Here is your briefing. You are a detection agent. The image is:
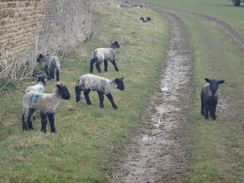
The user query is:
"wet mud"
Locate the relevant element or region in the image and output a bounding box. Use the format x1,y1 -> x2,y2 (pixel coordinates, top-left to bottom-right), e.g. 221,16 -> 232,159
108,12 -> 192,183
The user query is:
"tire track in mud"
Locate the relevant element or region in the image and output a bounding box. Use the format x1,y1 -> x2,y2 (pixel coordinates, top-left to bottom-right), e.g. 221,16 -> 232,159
108,13 -> 192,183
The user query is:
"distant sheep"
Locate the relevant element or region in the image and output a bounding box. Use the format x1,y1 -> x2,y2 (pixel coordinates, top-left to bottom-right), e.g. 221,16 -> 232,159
201,78 -> 224,120
22,84 -> 70,133
90,41 -> 120,73
25,74 -> 52,93
138,17 -> 151,22
37,54 -> 60,81
75,74 -> 124,109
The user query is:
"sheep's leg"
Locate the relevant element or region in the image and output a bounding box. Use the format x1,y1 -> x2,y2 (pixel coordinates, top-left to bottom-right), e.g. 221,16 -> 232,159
95,62 -> 102,73
106,93 -> 117,109
204,106 -> 209,119
111,60 -> 119,71
56,69 -> 60,81
49,69 -> 55,79
84,90 -> 92,105
90,58 -> 96,73
75,86 -> 82,102
45,65 -> 49,75
27,108 -> 35,130
210,105 -> 217,120
40,112 -> 48,133
104,60 -> 108,72
48,113 -> 56,133
97,91 -> 104,108
201,99 -> 205,116
22,110 -> 28,131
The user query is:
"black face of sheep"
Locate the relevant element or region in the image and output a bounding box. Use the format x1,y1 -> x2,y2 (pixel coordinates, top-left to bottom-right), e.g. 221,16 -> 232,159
37,54 -> 44,62
57,84 -> 71,100
201,78 -> 225,120
115,78 -> 124,90
33,74 -> 52,85
110,41 -> 120,49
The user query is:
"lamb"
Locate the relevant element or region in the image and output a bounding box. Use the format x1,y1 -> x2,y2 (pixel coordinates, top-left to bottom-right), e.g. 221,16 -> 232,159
75,74 -> 124,109
37,54 -> 60,81
201,78 -> 225,120
25,74 -> 52,93
90,41 -> 120,73
22,84 -> 70,133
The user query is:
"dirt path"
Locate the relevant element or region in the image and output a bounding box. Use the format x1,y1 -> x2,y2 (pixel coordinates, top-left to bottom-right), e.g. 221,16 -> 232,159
108,12 -> 192,183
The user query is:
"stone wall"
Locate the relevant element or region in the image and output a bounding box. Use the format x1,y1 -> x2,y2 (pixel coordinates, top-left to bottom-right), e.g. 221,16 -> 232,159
0,0 -> 92,79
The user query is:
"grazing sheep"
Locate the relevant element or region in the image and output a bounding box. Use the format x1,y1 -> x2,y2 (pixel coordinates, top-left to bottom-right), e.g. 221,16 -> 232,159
37,54 -> 60,81
22,84 -> 70,133
75,74 -> 124,109
201,78 -> 225,120
25,74 -> 52,93
90,41 -> 120,73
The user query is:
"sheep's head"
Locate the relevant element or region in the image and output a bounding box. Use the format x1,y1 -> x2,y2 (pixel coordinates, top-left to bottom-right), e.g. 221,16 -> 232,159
57,84 -> 71,100
37,54 -> 44,62
205,78 -> 225,95
33,74 -> 52,85
115,78 -> 124,91
110,41 -> 120,50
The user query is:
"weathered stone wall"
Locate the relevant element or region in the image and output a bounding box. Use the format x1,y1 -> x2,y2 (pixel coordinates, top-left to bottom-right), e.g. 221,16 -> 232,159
0,0 -> 92,79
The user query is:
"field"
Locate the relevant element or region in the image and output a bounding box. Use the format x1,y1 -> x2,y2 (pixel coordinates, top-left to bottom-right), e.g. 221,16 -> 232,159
0,0 -> 243,182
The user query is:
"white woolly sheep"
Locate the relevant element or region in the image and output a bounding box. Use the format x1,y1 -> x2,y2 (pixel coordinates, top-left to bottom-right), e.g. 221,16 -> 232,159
201,78 -> 225,120
37,54 -> 61,81
75,74 -> 124,109
22,84 -> 70,133
90,41 -> 120,73
25,74 -> 52,93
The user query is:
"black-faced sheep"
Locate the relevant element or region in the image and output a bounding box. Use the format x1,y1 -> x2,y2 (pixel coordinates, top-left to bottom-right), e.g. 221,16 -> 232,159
90,41 -> 120,73
201,78 -> 225,120
22,84 -> 70,133
25,74 -> 52,93
37,54 -> 60,81
75,74 -> 124,109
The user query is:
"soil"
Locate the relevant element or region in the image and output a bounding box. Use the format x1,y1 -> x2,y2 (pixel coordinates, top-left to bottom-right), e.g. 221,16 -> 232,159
108,2 -> 244,183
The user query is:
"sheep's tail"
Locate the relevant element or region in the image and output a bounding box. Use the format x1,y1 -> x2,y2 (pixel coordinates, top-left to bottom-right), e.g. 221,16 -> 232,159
75,86 -> 81,102
90,58 -> 96,73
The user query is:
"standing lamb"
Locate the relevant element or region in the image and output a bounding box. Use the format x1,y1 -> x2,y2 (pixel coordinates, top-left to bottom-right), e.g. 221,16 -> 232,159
37,54 -> 60,81
90,41 -> 120,73
22,84 -> 70,133
25,74 -> 52,93
75,74 -> 124,109
201,78 -> 225,120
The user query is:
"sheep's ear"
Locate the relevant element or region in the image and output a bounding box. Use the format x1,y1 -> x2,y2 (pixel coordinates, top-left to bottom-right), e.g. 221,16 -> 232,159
218,80 -> 225,84
33,74 -> 39,79
205,78 -> 211,83
57,84 -> 61,89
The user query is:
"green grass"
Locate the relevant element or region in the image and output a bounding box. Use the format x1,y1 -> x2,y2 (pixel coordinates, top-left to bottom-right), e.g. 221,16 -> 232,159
0,1 -> 169,182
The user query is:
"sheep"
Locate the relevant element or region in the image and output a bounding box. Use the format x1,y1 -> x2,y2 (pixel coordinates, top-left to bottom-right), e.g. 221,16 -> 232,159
90,41 -> 120,73
25,74 -> 52,93
138,17 -> 151,22
37,54 -> 60,81
201,78 -> 225,120
22,84 -> 70,133
75,74 -> 124,109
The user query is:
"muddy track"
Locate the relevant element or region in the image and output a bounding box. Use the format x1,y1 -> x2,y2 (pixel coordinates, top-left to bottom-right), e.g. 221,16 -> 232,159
108,12 -> 192,183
